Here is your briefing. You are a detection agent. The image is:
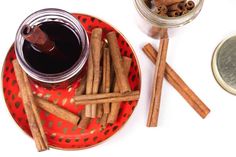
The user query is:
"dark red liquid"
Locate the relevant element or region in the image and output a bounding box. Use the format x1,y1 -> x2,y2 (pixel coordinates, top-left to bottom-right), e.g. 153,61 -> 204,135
23,21 -> 82,74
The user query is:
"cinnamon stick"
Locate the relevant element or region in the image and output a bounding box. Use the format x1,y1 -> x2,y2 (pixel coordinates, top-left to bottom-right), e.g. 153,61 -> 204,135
99,46 -> 108,125
24,72 -> 48,149
97,44 -> 109,118
182,7 -> 189,15
185,1 -> 195,10
21,25 -> 55,52
168,10 -> 181,17
96,104 -> 103,118
74,90 -> 139,101
13,60 -> 48,151
144,0 -> 152,9
147,37 -> 169,127
75,75 -> 86,96
168,2 -> 185,11
100,113 -> 108,128
155,0 -> 184,7
97,89 -> 104,118
102,47 -> 111,114
35,97 -> 80,125
78,110 -> 91,129
74,91 -> 140,104
91,28 -> 103,118
107,57 -> 132,124
142,43 -> 210,118
107,32 -> 131,93
157,5 -> 168,15
97,81 -> 104,118
110,61 -> 116,90
85,49 -> 94,117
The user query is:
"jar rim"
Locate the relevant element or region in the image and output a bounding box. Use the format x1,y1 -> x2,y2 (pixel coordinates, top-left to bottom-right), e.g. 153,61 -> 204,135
15,8 -> 89,84
134,0 -> 204,28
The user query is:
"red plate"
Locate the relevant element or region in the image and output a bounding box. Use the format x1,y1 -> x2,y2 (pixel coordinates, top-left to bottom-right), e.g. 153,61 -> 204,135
2,13 -> 141,150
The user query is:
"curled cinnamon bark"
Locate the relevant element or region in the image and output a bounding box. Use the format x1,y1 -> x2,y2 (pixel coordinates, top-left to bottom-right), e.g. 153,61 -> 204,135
107,57 -> 132,124
157,5 -> 168,15
168,10 -> 181,17
147,37 -> 169,127
107,32 -> 131,93
155,0 -> 184,7
36,97 -> 80,125
102,47 -> 111,114
91,28 -> 103,118
78,110 -> 91,129
74,91 -> 140,104
168,2 -> 185,11
13,59 -> 48,151
22,25 -> 55,52
75,76 -> 86,96
185,1 -> 195,10
85,49 -> 94,117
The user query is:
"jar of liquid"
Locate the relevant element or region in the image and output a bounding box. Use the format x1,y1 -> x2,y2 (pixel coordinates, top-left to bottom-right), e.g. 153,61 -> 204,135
15,8 -> 89,89
133,0 -> 204,38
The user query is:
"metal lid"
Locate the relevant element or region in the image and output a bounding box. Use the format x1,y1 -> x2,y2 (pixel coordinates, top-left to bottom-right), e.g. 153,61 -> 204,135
212,35 -> 236,95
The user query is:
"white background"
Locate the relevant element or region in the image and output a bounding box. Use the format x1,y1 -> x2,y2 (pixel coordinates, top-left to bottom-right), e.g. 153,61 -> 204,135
1,0 -> 236,156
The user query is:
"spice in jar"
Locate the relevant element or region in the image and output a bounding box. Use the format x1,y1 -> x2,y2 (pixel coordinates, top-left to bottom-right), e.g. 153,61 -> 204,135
145,0 -> 196,17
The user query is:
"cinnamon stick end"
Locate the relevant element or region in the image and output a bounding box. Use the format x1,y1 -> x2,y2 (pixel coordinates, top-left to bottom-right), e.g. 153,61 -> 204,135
146,122 -> 158,127
201,109 -> 211,119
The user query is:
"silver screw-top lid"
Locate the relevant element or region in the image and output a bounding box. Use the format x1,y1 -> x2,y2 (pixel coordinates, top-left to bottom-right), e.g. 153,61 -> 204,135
212,35 -> 236,95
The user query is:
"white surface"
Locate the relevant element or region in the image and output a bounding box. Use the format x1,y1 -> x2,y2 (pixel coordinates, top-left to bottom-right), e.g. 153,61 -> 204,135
1,0 -> 236,156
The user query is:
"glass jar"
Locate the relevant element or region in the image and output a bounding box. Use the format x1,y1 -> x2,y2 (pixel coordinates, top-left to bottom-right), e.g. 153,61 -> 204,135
15,8 -> 89,89
133,0 -> 204,38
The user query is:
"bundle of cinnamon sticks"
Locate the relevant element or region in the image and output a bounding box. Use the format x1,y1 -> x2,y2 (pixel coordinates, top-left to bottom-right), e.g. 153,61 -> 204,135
73,28 -> 140,128
145,0 -> 195,17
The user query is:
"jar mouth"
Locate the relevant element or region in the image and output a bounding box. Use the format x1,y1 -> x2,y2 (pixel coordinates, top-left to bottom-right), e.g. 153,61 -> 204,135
134,0 -> 204,28
15,8 -> 89,84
